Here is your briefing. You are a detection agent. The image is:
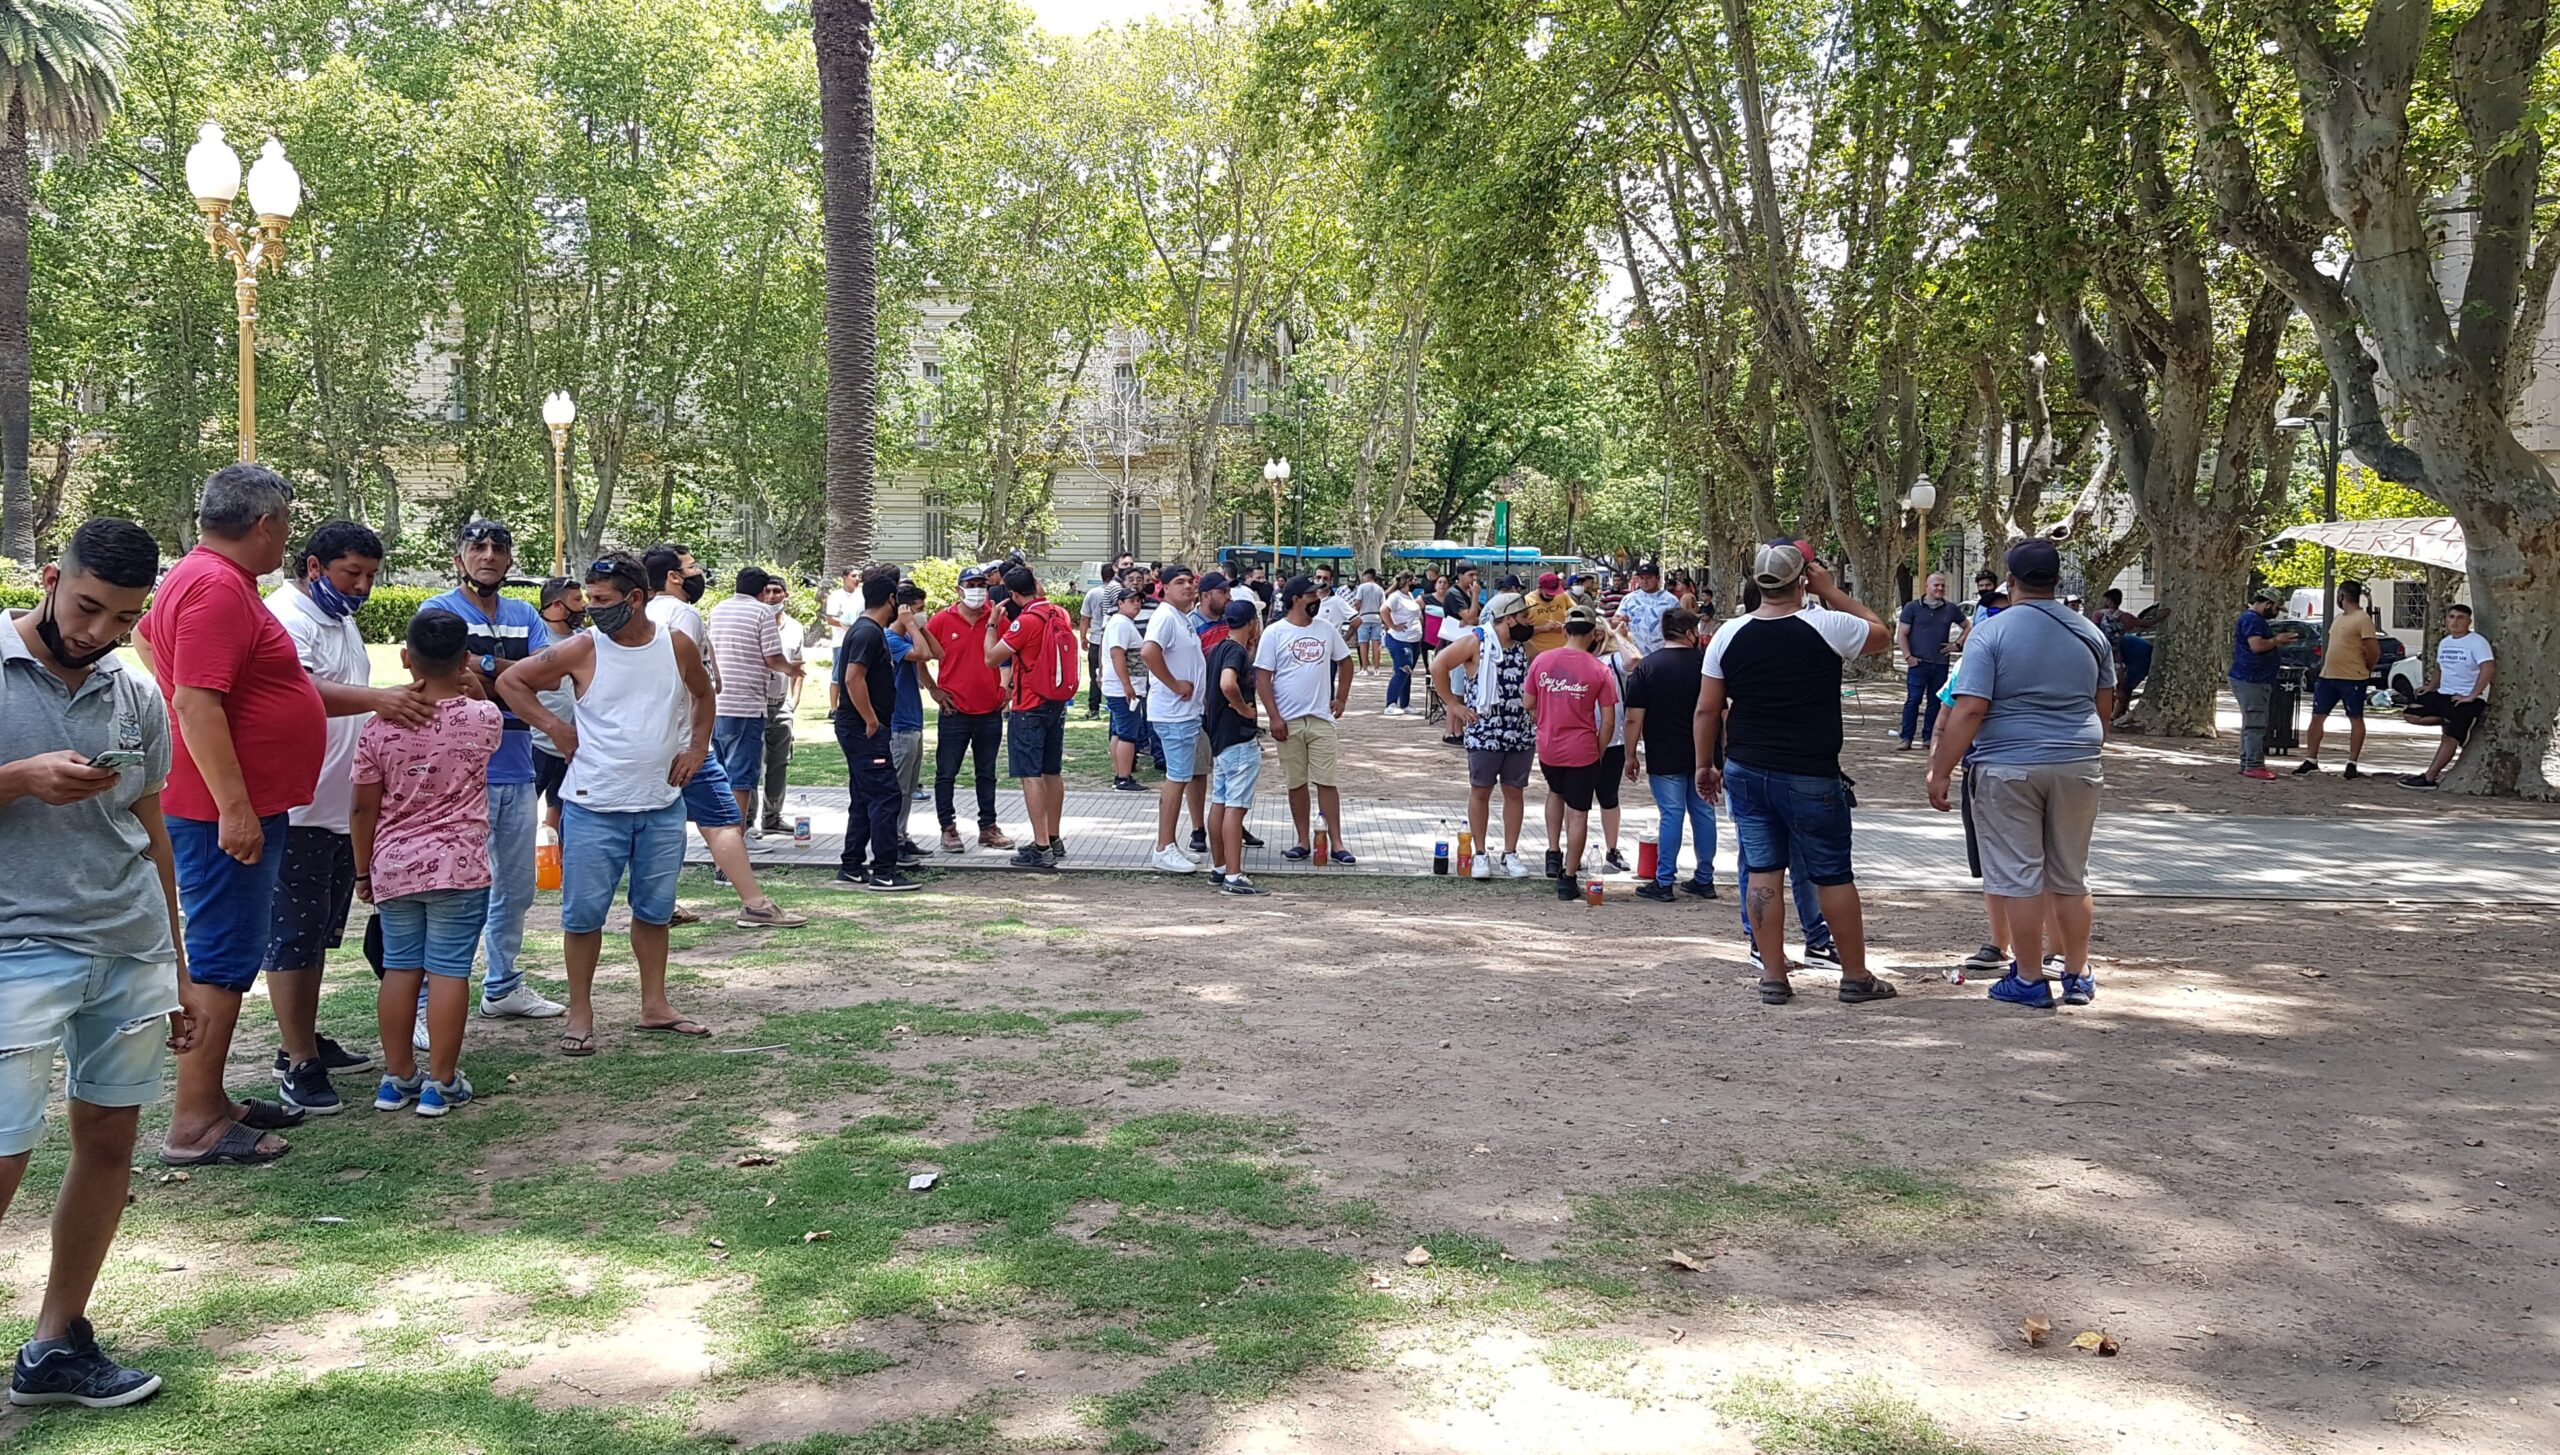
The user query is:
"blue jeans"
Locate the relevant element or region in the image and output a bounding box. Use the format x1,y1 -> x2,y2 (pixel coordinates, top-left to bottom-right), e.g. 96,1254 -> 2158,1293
1899,662 -> 1949,743
1736,848 -> 1832,947
1385,637 -> 1417,709
559,801 -> 686,933
712,714 -> 766,791
2119,635 -> 2152,703
1645,773 -> 1716,887
0,945 -> 177,1154
1723,761 -> 1856,886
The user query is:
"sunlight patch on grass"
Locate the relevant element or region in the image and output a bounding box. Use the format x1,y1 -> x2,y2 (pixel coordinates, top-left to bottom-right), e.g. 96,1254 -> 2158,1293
1716,1374 -> 2004,1455
1569,1166 -> 1972,1262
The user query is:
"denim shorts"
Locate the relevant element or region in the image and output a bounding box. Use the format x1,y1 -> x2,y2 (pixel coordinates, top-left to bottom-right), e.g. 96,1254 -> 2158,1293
1722,760 -> 1856,887
2310,679 -> 2368,719
560,801 -> 687,934
1158,721 -> 1204,783
374,887 -> 492,978
1210,741 -> 1263,806
169,812 -> 290,992
0,944 -> 178,1154
262,826 -> 354,971
1008,700 -> 1067,778
712,714 -> 767,791
1106,695 -> 1148,745
1357,621 -> 1384,644
679,751 -> 742,827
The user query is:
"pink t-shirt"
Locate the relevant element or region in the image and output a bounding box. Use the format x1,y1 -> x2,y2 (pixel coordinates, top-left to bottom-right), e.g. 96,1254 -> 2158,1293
1525,646 -> 1620,769
353,696 -> 503,901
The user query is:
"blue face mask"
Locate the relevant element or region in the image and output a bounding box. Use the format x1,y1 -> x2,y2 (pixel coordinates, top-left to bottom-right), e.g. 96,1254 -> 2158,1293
307,574 -> 366,621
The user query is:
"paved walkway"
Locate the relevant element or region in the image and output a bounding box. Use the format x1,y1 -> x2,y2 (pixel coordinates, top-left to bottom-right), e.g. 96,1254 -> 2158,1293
698,787 -> 2560,903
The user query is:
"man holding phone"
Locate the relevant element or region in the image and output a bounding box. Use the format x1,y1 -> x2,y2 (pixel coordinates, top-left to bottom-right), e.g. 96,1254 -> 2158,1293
0,518 -> 195,1406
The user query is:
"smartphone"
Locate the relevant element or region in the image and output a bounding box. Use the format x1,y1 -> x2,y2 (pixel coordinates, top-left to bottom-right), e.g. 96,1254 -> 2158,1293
90,749 -> 146,771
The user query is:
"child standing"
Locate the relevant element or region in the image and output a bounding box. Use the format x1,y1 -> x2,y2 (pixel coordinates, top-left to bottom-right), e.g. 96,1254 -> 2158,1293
351,610 -> 503,1115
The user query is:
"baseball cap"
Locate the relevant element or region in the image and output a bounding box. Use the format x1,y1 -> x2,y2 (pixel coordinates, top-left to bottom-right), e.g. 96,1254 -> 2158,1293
2252,587 -> 2282,605
2005,537 -> 2062,585
1752,540 -> 1807,592
1222,598 -> 1258,628
1487,590 -> 1531,620
1634,560 -> 1661,576
1159,562 -> 1196,583
958,565 -> 987,585
1537,571 -> 1564,593
1198,571 -> 1231,592
1564,605 -> 1598,633
1112,585 -> 1144,606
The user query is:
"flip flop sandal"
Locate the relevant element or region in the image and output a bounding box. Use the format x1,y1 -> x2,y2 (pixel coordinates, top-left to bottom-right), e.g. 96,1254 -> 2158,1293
159,1121 -> 288,1167
236,1098 -> 304,1130
1837,976 -> 1901,1004
558,1032 -> 598,1058
1757,980 -> 1795,1005
636,1019 -> 712,1038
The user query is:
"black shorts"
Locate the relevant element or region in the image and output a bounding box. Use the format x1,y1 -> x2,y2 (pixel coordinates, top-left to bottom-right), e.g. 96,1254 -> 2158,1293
2413,691 -> 2486,743
260,826 -> 354,971
1595,744 -> 1625,811
533,746 -> 569,808
1008,700 -> 1068,778
1541,759 -> 1604,813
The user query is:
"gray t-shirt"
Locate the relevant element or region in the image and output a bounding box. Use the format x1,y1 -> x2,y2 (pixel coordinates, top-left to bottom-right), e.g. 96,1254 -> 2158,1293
1898,597 -> 1965,665
0,617 -> 177,961
1949,598 -> 2116,766
1354,581 -> 1385,620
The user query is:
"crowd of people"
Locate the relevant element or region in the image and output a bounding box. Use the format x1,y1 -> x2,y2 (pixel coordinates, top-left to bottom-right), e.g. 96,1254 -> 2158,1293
0,452 -> 2491,1406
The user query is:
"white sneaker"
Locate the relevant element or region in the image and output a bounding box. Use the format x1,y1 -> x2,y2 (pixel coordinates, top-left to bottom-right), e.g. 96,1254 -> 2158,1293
481,984 -> 567,1019
1500,852 -> 1531,878
1150,845 -> 1199,873
1469,853 -> 1493,880
1381,705 -> 1405,717
411,1018 -> 430,1052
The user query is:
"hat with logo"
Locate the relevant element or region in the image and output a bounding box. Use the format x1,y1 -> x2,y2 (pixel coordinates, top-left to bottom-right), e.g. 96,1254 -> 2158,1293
1537,571 -> 1565,593
958,565 -> 987,585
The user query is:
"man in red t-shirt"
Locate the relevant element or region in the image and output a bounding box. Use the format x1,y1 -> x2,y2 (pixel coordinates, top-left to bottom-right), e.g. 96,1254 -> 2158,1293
914,565 -> 1015,854
984,564 -> 1075,866
1523,611 -> 1620,902
134,465 -> 326,1167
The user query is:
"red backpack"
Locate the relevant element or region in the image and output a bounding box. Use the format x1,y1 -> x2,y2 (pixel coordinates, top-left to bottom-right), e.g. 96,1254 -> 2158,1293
1022,599 -> 1081,703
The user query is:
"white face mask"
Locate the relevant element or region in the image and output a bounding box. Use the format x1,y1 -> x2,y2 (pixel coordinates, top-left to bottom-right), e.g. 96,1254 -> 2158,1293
962,587 -> 988,609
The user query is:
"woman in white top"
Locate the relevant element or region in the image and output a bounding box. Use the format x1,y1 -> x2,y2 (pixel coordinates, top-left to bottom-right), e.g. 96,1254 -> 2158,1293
1382,576 -> 1426,716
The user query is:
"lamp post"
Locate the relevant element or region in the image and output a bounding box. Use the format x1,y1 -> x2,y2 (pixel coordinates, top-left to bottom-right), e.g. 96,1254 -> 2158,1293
2277,398 -> 2342,617
543,391 -> 577,574
185,124 -> 300,463
1902,477 -> 1937,601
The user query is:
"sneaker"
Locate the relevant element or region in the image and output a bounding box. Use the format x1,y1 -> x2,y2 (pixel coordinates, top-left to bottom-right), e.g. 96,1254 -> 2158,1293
1189,827 -> 1209,854
1802,940 -> 1842,969
2399,774 -> 2438,790
1469,854 -> 1493,880
2292,759 -> 2321,775
2343,762 -> 2363,780
1543,849 -> 1564,878
1112,775 -> 1146,792
372,1073 -> 424,1112
271,1035 -> 374,1079
979,825 -> 1016,849
411,1018 -> 430,1053
1220,874 -> 1267,896
898,838 -> 931,863
1893,739 -> 1914,752
481,984 -> 567,1019
9,1320 -> 161,1409
1045,838 -> 1069,867
1555,874 -> 1581,902
830,869 -> 870,888
1379,705 -> 1401,717
1987,970 -> 2058,1009
1961,943 -> 2010,972
737,901 -> 810,928
1151,845 -> 1200,873
863,871 -> 923,893
712,867 -> 730,887
1500,852 -> 1531,879
1604,849 -> 1629,874
1009,844 -> 1054,869
1240,827 -> 1265,848
1838,975 -> 1900,1004
2240,766 -> 2278,781
1634,881 -> 1677,903
2061,973 -> 2097,1006
941,825 -> 965,853
415,1073 -> 474,1118
1679,879 -> 1718,900
1747,946 -> 1806,973
2043,953 -> 2067,976
277,1059 -> 343,1116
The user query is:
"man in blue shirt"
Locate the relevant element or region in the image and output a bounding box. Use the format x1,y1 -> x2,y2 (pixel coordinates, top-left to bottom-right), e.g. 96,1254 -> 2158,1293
2227,588 -> 2294,781
1925,539 -> 2115,1010
884,582 -> 930,863
416,519 -> 564,1024
1893,572 -> 1966,750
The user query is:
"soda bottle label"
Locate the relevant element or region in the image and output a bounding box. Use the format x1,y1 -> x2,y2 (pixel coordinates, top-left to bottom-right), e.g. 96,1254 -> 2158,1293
1585,879 -> 1604,907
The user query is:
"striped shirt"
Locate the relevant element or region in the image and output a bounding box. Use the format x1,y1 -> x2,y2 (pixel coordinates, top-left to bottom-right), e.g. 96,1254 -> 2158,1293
705,594 -> 782,718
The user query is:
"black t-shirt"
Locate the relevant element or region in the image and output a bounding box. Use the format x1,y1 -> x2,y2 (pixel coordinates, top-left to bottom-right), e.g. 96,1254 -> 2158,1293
1623,645 -> 1705,777
1440,588 -> 1473,624
1202,639 -> 1260,751
835,616 -> 897,727
1705,608 -> 1869,777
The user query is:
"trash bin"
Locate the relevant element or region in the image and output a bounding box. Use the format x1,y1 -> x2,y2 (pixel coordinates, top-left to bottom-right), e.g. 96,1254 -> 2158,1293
2265,668 -> 2304,756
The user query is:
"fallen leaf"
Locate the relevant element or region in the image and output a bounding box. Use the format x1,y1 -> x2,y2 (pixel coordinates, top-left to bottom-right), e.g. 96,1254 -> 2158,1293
1402,1246 -> 1433,1267
2021,1314 -> 2052,1347
2464,1138 -> 2485,1148
706,1237 -> 726,1249
505,1073 -> 520,1085
735,1153 -> 776,1168
2299,968 -> 2327,979
803,1229 -> 833,1243
2070,1330 -> 2103,1351
1365,1269 -> 1393,1289
1470,1143 -> 1490,1155
892,1024 -> 913,1035
763,1193 -> 777,1208
2097,1333 -> 2121,1357
1664,1249 -> 1711,1273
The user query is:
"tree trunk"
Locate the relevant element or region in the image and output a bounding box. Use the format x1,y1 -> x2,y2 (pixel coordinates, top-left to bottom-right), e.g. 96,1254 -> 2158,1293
2440,495 -> 2560,796
2125,531 -> 2247,740
0,94 -> 32,562
816,0 -> 880,574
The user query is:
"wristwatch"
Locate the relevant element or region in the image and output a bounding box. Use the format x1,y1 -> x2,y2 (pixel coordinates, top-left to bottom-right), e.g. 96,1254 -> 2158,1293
480,653 -> 498,676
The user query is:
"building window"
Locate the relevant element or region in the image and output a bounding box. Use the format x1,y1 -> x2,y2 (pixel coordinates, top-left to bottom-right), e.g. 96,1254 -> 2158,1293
923,501 -> 951,558
917,362 -> 940,446
2394,581 -> 2428,630
1111,494 -> 1144,560
1113,361 -> 1137,404
1221,370 -> 1248,424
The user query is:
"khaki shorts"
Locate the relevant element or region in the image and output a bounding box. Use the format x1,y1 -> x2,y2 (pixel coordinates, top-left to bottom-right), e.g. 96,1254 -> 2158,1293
1966,761 -> 2104,898
1276,715 -> 1340,789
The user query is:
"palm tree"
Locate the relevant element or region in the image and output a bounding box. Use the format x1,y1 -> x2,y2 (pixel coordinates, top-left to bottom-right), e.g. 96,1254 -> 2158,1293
813,0 -> 877,573
0,0 -> 130,563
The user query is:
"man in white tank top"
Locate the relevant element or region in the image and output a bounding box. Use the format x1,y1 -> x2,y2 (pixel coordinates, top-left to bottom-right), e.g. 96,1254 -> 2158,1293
498,554 -> 715,1058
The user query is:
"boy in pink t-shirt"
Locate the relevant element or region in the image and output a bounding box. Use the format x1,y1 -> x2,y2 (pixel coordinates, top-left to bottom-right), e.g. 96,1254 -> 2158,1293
1523,614 -> 1620,899
351,611 -> 502,1116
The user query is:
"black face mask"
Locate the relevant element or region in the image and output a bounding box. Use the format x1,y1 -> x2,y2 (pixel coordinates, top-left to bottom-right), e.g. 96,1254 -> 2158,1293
1507,623 -> 1535,644
35,588 -> 120,670
681,573 -> 707,603
587,600 -> 636,635
549,610 -> 588,634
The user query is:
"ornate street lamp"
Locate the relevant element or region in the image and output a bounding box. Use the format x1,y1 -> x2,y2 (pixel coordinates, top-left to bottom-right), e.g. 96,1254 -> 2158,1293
1902,477 -> 1937,597
186,124 -> 300,463
543,391 -> 577,574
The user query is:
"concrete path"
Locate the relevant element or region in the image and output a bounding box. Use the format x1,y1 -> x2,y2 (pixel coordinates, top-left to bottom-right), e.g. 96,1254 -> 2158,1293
699,787 -> 2560,903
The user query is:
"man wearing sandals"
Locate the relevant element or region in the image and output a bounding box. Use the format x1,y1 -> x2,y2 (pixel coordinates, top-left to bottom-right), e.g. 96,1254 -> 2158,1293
136,465 -> 325,1166
498,554 -> 716,1055
0,519 -> 193,1405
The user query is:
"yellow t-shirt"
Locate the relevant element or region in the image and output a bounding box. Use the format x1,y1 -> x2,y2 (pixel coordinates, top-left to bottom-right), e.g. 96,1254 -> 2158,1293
1526,592 -> 1574,659
2322,606 -> 2381,681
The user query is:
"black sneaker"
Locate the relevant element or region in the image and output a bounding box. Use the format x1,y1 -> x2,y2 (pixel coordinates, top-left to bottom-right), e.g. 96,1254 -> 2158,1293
2342,762 -> 2363,780
1634,881 -> 1677,903
1219,875 -> 1267,896
1679,879 -> 1719,900
829,869 -> 869,889
864,871 -> 923,893
1045,839 -> 1069,867
896,842 -> 927,867
10,1320 -> 161,1409
2292,759 -> 2321,775
1803,941 -> 1843,969
1544,849 -> 1564,878
1555,874 -> 1580,902
1010,844 -> 1054,869
2399,774 -> 2439,790
277,1059 -> 344,1117
1240,827 -> 1265,848
1113,775 -> 1146,792
272,1035 -> 373,1080
1605,849 -> 1630,874
1189,827 -> 1209,854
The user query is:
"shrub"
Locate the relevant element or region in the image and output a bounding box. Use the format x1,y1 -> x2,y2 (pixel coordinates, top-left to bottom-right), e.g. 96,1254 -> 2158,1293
353,584 -> 540,643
